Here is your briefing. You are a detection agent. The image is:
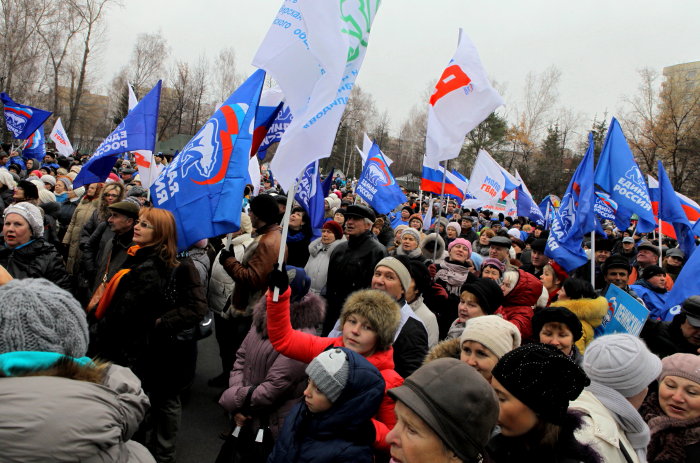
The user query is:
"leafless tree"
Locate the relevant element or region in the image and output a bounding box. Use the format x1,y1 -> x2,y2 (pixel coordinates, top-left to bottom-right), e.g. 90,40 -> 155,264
129,31 -> 168,97
212,47 -> 241,103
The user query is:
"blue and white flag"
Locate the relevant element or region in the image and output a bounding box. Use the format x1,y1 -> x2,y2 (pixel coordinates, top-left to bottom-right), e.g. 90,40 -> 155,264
663,238 -> 700,321
74,81 -> 161,188
596,283 -> 649,337
22,126 -> 46,161
257,104 -> 292,160
0,93 -> 52,140
516,184 -> 545,226
294,160 -> 325,229
152,71 -> 265,251
356,142 -> 406,215
594,117 -> 655,233
545,207 -> 589,272
657,160 -> 696,259
253,0 -> 381,191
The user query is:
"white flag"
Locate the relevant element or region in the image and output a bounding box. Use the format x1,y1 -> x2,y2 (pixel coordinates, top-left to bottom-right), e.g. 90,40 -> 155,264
463,150 -> 518,209
49,117 -> 74,157
425,29 -> 504,165
128,84 -> 161,188
253,0 -> 381,191
249,155 -> 262,196
358,133 -> 393,166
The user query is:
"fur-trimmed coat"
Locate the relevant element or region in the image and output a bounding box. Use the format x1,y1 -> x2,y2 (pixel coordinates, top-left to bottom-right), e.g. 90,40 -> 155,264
424,337 -> 461,364
640,392 -> 700,463
0,354 -> 154,462
555,296 -> 608,353
496,269 -> 542,341
218,292 -> 326,438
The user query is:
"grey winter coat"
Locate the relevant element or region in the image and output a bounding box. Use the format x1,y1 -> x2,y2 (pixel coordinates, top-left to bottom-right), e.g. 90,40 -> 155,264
304,237 -> 342,295
0,361 -> 154,462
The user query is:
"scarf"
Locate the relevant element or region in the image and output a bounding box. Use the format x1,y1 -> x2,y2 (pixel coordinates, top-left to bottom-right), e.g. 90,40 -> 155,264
396,246 -> 422,259
435,260 -> 470,294
93,245 -> 142,320
287,229 -> 306,243
587,381 -> 650,462
642,392 -> 700,462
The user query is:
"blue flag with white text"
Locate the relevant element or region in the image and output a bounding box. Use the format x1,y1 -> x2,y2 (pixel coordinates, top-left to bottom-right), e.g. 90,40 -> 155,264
545,207 -> 589,272
594,117 -> 655,233
516,185 -> 545,226
22,126 -> 46,161
0,93 -> 52,140
658,160 -> 696,259
559,132 -> 599,244
295,161 -> 326,229
151,71 -> 265,251
356,143 -> 406,215
74,81 -> 161,188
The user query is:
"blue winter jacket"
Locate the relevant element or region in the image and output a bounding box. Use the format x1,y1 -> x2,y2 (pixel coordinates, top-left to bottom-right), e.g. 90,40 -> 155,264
630,280 -> 668,319
267,347 -> 385,463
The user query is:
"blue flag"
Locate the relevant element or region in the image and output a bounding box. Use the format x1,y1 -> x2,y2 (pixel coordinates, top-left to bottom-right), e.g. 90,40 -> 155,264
257,104 -> 292,160
356,142 -> 406,215
321,168 -> 335,198
295,161 -> 326,229
658,160 -> 696,259
545,207 -> 589,272
251,102 -> 283,159
516,185 -> 545,226
594,117 -> 655,233
22,126 -> 46,161
0,93 -> 52,140
74,82 -> 161,188
151,70 -> 265,251
662,235 -> 700,321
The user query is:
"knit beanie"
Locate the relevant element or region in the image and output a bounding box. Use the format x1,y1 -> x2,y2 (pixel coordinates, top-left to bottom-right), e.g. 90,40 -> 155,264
249,194 -> 281,225
56,176 -> 73,190
340,289 -> 401,351
287,266 -> 311,303
583,334 -> 662,397
306,348 -> 350,403
375,256 -> 411,292
408,213 -> 423,226
532,306 -> 583,342
0,278 -> 89,357
322,220 -> 343,240
41,174 -> 56,187
400,227 -> 421,243
481,257 -> 505,275
659,353 -> 700,385
460,315 -> 521,359
3,202 -> 44,238
448,238 -> 472,255
492,344 -> 590,424
460,278 -> 504,314
641,265 -> 666,281
446,222 -> 461,236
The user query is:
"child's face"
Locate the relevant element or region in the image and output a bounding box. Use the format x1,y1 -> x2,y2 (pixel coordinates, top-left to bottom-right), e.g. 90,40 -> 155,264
304,379 -> 333,414
342,313 -> 379,356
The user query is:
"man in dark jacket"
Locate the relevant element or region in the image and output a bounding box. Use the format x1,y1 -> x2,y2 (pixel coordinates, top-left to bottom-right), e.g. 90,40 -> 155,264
519,238 -> 549,278
322,204 -> 387,335
641,296 -> 700,358
459,216 -> 478,243
82,201 -> 138,293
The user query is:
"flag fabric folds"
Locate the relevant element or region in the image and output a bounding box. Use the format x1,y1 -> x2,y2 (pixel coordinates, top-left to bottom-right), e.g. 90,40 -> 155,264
253,0 -> 381,191
516,184 -> 545,226
257,104 -> 292,160
463,150 -> 518,209
663,239 -> 700,321
128,84 -> 163,189
356,142 -> 406,215
656,161 -> 696,259
49,117 -> 74,158
294,161 -> 325,229
594,117 -> 655,233
22,126 -> 46,161
648,174 -> 700,235
74,81 -> 162,188
421,164 -> 464,201
425,28 -> 504,165
0,93 -> 52,140
545,207 -> 589,272
151,71 -> 265,251
250,86 -> 284,159
321,168 -> 335,197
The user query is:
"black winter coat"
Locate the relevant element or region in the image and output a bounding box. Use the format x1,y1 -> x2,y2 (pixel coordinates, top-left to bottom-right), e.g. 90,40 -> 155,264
322,231 -> 387,335
641,316 -> 700,358
392,313 -> 428,378
0,238 -> 71,290
88,246 -> 207,392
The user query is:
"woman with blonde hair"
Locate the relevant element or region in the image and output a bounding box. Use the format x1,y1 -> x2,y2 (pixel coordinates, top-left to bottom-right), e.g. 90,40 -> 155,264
62,183 -> 102,274
88,207 -> 207,462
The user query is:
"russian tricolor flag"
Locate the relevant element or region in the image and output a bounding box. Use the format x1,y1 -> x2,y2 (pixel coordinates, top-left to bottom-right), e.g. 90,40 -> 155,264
421,164 -> 465,201
648,175 -> 700,238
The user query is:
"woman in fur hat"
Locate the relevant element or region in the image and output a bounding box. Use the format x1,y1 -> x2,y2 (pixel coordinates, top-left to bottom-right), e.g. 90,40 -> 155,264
265,268 -> 402,453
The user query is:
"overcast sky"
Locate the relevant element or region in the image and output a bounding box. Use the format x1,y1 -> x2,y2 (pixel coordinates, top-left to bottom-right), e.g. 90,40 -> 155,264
103,0 -> 700,143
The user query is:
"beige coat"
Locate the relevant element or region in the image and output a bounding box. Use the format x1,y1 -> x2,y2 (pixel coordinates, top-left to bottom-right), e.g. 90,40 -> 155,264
62,198 -> 98,274
569,390 -> 640,463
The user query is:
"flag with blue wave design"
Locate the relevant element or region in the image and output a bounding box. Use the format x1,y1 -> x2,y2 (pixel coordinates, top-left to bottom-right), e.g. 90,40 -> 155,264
22,125 -> 46,161
356,142 -> 406,215
74,81 -> 161,188
0,93 -> 52,140
294,160 -> 326,229
151,71 -> 265,250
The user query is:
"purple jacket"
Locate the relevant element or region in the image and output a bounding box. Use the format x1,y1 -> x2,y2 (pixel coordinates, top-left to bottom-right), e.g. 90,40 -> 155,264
218,292 -> 326,437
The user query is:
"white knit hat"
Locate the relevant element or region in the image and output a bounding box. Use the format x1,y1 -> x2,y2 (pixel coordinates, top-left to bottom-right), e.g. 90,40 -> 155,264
460,315 -> 521,359
305,348 -> 350,403
374,256 -> 411,292
3,202 -> 44,238
583,334 -> 662,397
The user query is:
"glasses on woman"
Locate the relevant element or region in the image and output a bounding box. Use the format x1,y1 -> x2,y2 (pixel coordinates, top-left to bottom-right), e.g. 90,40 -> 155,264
135,220 -> 154,229
104,193 -> 119,198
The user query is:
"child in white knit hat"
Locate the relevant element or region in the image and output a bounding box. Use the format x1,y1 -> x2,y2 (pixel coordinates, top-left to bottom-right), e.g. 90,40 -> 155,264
268,347 -> 385,463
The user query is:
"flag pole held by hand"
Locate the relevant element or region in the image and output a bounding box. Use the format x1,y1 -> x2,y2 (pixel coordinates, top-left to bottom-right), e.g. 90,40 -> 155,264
273,177 -> 299,301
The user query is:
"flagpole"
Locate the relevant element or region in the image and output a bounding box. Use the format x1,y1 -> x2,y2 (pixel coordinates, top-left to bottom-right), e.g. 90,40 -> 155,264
273,177 -> 300,302
658,219 -> 664,266
433,161 -> 448,262
590,231 -> 595,288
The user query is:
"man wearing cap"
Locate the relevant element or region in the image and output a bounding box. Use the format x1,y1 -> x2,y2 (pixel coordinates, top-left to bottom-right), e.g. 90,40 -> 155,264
322,204 -> 387,335
641,296 -> 700,357
573,239 -> 613,290
488,236 -> 516,271
615,236 -> 638,265
629,240 -> 674,291
83,200 -> 139,294
520,238 -> 549,278
459,216 -> 478,243
598,255 -> 644,305
630,265 -> 669,319
663,248 -> 685,282
120,168 -> 136,185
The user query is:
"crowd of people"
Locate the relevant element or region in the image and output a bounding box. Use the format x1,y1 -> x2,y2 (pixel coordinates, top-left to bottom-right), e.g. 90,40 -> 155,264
0,149 -> 699,463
